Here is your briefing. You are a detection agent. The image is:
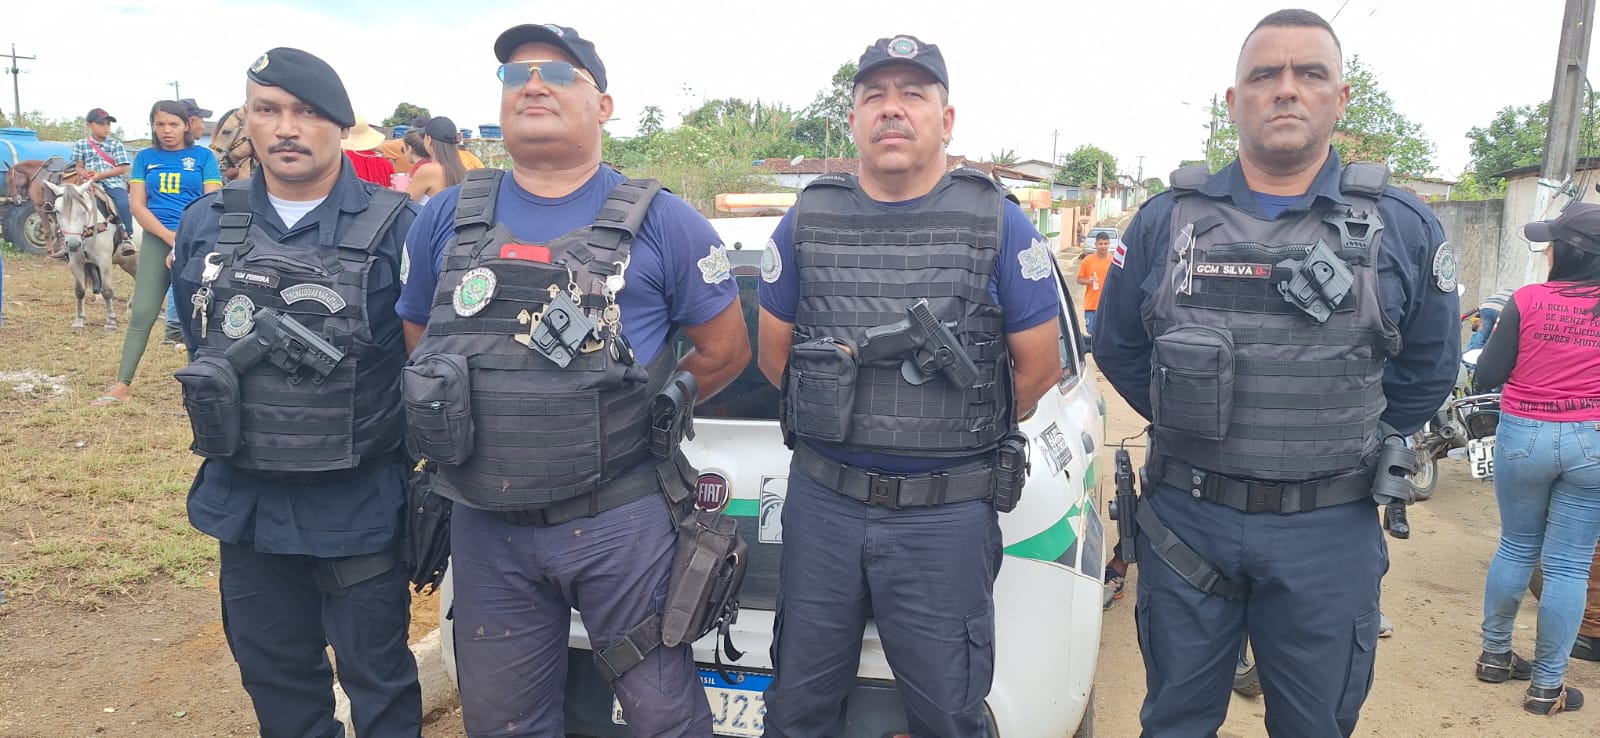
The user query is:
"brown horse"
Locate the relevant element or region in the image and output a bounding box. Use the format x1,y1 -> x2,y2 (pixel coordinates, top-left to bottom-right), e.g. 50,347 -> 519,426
13,159 -> 135,276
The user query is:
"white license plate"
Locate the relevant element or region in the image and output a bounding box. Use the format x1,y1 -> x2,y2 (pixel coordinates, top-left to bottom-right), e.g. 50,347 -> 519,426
1467,436 -> 1496,479
613,669 -> 769,737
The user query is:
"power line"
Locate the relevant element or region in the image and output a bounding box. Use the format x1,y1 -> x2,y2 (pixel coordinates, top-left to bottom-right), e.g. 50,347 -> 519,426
3,43 -> 36,122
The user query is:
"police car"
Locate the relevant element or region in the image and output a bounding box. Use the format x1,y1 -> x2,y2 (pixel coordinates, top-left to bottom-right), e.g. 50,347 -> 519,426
439,213 -> 1106,738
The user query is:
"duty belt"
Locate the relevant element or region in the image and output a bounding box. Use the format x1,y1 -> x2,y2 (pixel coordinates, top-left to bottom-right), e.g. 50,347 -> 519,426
492,466 -> 663,526
1158,458 -> 1374,514
793,443 -> 995,509
238,450 -> 402,485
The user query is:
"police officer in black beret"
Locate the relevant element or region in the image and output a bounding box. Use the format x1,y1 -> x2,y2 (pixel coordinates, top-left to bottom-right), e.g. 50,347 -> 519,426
170,47 -> 423,737
1092,9 -> 1459,737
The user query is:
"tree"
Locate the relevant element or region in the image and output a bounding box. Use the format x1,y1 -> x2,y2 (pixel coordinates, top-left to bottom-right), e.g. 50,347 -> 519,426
1056,145 -> 1118,187
1464,90 -> 1600,185
1203,56 -> 1436,176
382,102 -> 430,128
794,62 -> 858,159
1143,177 -> 1168,195
1447,170 -> 1505,201
1,111 -> 101,142
1334,56 -> 1435,176
988,149 -> 1019,165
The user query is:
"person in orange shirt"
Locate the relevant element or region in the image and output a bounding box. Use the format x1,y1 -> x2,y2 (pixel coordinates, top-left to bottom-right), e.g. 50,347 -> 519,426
1077,231 -> 1113,335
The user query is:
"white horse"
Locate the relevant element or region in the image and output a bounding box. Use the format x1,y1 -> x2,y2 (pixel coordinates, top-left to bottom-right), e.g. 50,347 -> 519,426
41,180 -> 122,331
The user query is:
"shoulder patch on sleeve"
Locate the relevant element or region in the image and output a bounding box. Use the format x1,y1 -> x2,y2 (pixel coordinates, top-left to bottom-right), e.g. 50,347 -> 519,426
698,244 -> 732,284
759,240 -> 783,283
1019,238 -> 1053,281
1111,240 -> 1128,268
1431,241 -> 1458,293
399,247 -> 411,284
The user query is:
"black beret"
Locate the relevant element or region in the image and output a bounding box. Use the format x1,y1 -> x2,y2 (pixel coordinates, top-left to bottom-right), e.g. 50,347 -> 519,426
245,47 -> 356,128
493,24 -> 608,92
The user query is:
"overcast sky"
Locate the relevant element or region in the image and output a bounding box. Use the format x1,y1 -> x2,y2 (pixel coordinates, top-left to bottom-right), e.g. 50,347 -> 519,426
5,0 -> 1587,182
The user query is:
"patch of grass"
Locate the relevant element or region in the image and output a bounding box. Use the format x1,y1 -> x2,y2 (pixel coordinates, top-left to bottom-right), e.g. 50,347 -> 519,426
0,252 -> 213,607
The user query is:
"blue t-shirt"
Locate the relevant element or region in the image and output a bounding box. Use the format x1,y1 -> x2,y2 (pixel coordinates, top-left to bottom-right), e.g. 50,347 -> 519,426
130,145 -> 222,230
398,167 -> 738,365
758,194 -> 1059,474
1252,191 -> 1301,220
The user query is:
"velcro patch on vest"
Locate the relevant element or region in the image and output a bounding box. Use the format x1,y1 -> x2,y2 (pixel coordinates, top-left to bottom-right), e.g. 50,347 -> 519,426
1193,262 -> 1273,279
222,294 -> 256,339
230,269 -> 280,289
280,283 -> 349,312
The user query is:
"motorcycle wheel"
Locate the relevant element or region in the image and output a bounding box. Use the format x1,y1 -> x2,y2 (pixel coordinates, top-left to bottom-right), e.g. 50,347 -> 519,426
1410,455 -> 1438,501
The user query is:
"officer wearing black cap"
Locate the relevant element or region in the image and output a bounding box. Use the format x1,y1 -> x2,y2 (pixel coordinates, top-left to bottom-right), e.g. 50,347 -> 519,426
1092,10 -> 1458,736
179,98 -> 213,142
756,34 -> 1063,737
397,22 -> 749,738
170,46 -> 423,738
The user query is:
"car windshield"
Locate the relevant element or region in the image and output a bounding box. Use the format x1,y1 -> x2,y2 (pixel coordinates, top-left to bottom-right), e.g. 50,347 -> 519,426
675,241 -> 778,421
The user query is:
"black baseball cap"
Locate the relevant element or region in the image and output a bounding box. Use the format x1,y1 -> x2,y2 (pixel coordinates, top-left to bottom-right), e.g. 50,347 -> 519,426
85,108 -> 116,123
424,116 -> 460,144
493,24 -> 608,92
179,98 -> 213,119
854,35 -> 948,89
1525,202 -> 1600,254
245,47 -> 356,129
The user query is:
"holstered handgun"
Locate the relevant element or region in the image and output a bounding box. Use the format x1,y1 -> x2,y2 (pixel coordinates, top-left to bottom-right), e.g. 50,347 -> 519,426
858,298 -> 980,389
991,432 -> 1030,513
1275,239 -> 1355,323
224,308 -> 346,383
1108,448 -> 1140,564
650,371 -> 699,460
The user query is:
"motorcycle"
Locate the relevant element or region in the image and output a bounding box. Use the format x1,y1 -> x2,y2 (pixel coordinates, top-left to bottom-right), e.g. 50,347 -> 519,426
1410,346 -> 1503,493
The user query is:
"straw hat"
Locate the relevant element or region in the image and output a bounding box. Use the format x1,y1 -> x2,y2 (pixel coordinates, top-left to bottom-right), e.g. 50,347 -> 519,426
342,114 -> 387,151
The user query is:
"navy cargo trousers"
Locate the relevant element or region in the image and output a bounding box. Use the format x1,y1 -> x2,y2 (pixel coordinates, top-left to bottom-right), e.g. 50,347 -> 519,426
1134,482 -> 1388,738
763,465 -> 1004,738
449,494 -> 713,738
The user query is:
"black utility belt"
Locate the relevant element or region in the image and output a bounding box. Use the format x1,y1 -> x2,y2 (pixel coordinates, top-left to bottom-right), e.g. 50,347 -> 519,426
793,443 -> 995,510
1158,458 -> 1374,514
490,468 -> 661,527
237,451 -> 401,485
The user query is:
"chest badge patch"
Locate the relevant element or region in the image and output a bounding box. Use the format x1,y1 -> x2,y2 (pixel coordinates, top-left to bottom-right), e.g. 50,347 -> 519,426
1019,238 -> 1053,281
1432,241 -> 1459,293
452,267 -> 498,317
281,283 -> 348,313
699,244 -> 731,284
759,240 -> 783,283
221,294 -> 257,339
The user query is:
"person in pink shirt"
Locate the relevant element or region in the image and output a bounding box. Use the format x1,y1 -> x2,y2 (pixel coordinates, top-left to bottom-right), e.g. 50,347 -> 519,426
1472,202 -> 1600,717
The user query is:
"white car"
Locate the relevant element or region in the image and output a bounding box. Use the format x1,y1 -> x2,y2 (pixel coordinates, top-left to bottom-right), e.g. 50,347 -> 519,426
440,215 -> 1106,737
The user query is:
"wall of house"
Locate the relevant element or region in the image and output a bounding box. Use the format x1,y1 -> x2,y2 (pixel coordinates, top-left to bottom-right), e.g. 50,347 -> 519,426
1431,199 -> 1506,312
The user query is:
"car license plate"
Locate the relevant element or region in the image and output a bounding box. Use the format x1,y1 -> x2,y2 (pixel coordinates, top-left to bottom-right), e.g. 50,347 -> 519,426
1467,436 -> 1496,479
612,669 -> 769,737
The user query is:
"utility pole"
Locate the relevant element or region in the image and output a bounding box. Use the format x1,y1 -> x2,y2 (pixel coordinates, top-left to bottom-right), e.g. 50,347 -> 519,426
1136,155 -> 1145,183
168,80 -> 181,101
3,44 -> 35,123
1526,0 -> 1596,285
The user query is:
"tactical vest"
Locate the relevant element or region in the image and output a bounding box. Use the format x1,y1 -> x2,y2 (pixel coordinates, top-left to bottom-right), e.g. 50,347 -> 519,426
185,180 -> 409,472
1143,163 -> 1402,481
403,169 -> 675,511
784,169 -> 1014,456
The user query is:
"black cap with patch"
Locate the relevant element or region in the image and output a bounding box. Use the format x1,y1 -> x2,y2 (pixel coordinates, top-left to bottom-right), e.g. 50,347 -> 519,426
85,108 -> 116,124
854,35 -> 948,89
492,24 -> 608,92
245,47 -> 356,129
179,98 -> 213,120
1525,201 -> 1600,254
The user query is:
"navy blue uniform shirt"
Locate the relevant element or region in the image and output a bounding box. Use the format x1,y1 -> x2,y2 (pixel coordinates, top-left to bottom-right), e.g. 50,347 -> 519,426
172,160 -> 420,558
1092,151 -> 1459,436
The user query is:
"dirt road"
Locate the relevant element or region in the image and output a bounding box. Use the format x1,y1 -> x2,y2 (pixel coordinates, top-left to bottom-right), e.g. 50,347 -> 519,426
2,362 -> 1597,736
1087,359 -> 1599,737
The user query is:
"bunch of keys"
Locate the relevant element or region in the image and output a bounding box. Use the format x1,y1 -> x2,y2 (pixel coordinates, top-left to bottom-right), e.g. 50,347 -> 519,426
192,252 -> 226,338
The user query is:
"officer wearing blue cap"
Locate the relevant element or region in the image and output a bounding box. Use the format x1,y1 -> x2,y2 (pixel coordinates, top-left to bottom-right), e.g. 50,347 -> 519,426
757,34 -> 1063,738
1092,9 -> 1458,736
170,46 -> 423,738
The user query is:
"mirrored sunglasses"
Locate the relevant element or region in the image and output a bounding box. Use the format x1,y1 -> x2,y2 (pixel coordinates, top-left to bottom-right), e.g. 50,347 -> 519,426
497,60 -> 597,90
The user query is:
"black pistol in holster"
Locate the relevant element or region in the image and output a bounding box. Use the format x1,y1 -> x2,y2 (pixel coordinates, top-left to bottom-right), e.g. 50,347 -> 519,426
1372,423 -> 1421,539
403,459 -> 453,594
991,431 -> 1030,513
650,371 -> 699,460
858,298 -> 980,389
1107,448 -> 1140,564
224,308 -> 346,382
1275,239 -> 1355,323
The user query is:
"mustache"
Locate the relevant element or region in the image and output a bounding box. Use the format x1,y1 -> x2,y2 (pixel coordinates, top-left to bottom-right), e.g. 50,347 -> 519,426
872,121 -> 913,142
268,141 -> 312,155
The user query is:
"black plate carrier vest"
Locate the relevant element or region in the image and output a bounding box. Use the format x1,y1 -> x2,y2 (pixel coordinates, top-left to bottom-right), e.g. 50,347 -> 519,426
785,169 -> 1014,456
405,169 -> 675,511
1143,163 -> 1402,481
189,181 -> 409,472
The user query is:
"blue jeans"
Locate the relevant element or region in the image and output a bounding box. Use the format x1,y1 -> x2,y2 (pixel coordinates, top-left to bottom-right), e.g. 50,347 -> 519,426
166,285 -> 179,323
1083,310 -> 1097,337
1480,412 -> 1600,689
1468,307 -> 1500,350
104,185 -> 132,240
